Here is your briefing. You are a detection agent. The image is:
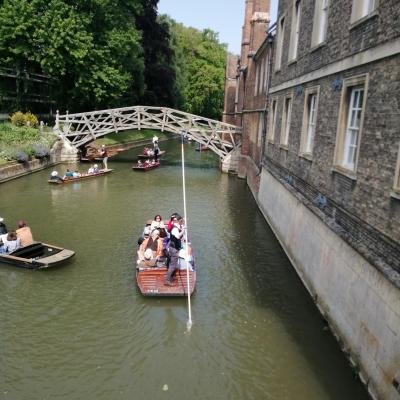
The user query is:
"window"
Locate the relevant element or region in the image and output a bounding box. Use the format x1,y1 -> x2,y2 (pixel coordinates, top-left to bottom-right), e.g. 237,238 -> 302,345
267,98 -> 278,142
300,87 -> 320,157
263,54 -> 270,92
280,95 -> 293,147
334,75 -> 368,174
394,145 -> 400,194
311,0 -> 329,47
257,113 -> 264,147
259,57 -> 265,95
289,1 -> 301,62
254,63 -> 260,96
351,0 -> 376,23
275,16 -> 285,71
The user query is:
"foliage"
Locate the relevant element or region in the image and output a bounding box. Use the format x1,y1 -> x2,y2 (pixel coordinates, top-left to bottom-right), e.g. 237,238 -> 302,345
32,143 -> 50,158
165,19 -> 227,119
24,112 -> 39,128
15,150 -> 29,162
10,112 -> 25,127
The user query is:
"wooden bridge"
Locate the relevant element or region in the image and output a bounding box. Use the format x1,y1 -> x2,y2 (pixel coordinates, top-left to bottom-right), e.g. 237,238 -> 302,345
53,106 -> 242,163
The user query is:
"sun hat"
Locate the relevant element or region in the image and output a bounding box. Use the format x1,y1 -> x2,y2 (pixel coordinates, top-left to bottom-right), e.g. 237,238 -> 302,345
51,171 -> 58,177
0,217 -> 4,223
144,248 -> 153,260
94,164 -> 98,168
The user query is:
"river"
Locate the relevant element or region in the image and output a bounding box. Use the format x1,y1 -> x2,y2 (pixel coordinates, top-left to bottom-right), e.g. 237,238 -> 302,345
0,139 -> 368,400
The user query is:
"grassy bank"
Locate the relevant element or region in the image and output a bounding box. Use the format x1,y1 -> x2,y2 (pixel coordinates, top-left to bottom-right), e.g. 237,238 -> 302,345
0,123 -> 57,164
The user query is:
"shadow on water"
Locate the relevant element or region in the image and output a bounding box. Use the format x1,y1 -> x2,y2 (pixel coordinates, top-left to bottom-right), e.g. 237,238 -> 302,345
223,177 -> 368,399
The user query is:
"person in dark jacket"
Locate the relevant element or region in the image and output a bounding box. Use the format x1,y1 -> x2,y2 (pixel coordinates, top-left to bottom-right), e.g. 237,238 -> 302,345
0,217 -> 7,235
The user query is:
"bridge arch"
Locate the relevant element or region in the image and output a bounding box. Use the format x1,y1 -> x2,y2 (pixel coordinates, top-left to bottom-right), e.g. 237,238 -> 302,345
54,106 -> 242,162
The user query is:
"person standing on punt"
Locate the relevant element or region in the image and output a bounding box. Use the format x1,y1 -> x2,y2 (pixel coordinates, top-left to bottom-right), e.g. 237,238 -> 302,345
153,141 -> 159,162
100,145 -> 108,170
165,215 -> 185,286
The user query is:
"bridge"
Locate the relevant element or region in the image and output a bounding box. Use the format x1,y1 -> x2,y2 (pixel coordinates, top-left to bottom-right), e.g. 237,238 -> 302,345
53,106 -> 242,170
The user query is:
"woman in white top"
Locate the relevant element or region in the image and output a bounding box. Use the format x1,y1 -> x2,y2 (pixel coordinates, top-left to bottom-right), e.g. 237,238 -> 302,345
1,231 -> 21,253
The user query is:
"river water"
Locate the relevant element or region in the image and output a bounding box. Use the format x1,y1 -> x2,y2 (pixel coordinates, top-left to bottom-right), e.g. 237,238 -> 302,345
0,139 -> 368,400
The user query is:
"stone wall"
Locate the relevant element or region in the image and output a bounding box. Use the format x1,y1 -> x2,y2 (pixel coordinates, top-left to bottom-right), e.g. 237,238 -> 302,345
258,168 -> 400,400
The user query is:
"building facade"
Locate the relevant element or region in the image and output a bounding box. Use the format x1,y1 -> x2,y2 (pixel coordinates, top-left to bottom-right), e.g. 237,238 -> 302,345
225,1 -> 400,399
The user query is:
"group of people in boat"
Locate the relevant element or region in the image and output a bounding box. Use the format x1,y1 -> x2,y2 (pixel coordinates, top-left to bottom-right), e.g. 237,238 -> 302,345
49,164 -> 102,181
137,159 -> 158,167
0,217 -> 34,254
137,212 -> 191,286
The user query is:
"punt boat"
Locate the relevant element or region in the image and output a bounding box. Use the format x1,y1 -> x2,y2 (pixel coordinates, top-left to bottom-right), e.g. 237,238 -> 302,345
132,161 -> 160,171
0,242 -> 75,269
135,225 -> 196,297
48,169 -> 113,184
137,150 -> 166,160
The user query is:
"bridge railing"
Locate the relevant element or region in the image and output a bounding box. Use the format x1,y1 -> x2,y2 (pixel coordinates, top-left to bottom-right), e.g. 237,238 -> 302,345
54,106 -> 242,160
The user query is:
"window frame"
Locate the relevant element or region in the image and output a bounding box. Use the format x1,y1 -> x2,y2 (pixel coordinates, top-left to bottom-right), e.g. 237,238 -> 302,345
275,15 -> 285,72
393,144 -> 400,195
333,74 -> 369,177
254,62 -> 260,96
280,94 -> 293,148
288,0 -> 301,63
311,0 -> 329,48
257,113 -> 265,147
299,86 -> 320,159
350,0 -> 378,24
267,97 -> 278,143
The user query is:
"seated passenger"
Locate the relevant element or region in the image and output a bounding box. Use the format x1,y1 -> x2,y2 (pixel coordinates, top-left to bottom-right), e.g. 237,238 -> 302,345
137,160 -> 143,167
143,147 -> 149,155
137,229 -> 164,262
0,231 -> 21,253
137,248 -> 158,268
151,159 -> 156,165
88,165 -> 95,174
50,171 -> 63,182
150,214 -> 165,230
72,170 -> 81,177
63,169 -> 74,179
147,149 -> 154,157
16,220 -> 34,247
93,164 -> 100,173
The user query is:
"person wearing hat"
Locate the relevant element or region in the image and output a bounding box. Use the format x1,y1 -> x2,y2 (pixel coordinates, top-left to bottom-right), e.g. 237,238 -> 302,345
93,164 -> 100,174
165,215 -> 185,286
16,220 -> 34,247
50,170 -> 64,182
0,217 -> 7,235
137,229 -> 164,262
100,145 -> 108,170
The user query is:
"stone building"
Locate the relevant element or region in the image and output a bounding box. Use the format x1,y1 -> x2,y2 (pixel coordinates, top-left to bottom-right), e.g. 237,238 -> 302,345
225,1 -> 400,399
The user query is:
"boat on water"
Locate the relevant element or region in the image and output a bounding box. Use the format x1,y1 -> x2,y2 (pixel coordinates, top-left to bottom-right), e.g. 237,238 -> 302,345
0,242 -> 75,269
135,222 -> 196,297
48,169 -> 113,184
195,144 -> 209,152
137,150 -> 166,160
132,161 -> 160,171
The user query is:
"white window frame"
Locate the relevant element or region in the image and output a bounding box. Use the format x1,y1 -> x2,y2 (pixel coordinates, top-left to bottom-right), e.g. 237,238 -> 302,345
267,98 -> 278,142
311,0 -> 329,48
300,86 -> 320,158
280,94 -> 293,147
289,0 -> 301,62
393,144 -> 400,194
275,16 -> 285,71
351,0 -> 377,23
334,75 -> 369,176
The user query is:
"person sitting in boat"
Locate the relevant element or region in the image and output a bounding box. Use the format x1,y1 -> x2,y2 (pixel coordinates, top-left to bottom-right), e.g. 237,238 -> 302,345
165,215 -> 185,286
137,229 -> 164,263
88,165 -> 95,174
16,220 -> 34,247
0,217 -> 8,235
137,248 -> 158,268
144,159 -> 151,165
93,164 -> 100,174
137,160 -> 143,167
143,147 -> 149,156
147,149 -> 154,157
72,170 -> 81,178
151,159 -> 156,165
150,214 -> 165,232
0,231 -> 21,254
63,169 -> 74,179
50,171 -> 64,182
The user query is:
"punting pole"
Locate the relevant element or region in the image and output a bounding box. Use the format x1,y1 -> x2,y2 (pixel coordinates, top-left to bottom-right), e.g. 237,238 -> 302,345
181,132 -> 193,332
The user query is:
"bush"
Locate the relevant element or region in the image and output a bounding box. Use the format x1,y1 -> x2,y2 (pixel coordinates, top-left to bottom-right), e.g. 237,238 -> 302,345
32,143 -> 50,158
15,150 -> 29,163
24,112 -> 39,128
10,112 -> 25,127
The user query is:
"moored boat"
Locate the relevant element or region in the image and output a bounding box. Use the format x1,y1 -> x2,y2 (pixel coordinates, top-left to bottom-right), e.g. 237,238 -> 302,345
0,242 -> 75,269
48,169 -> 113,184
132,161 -> 160,171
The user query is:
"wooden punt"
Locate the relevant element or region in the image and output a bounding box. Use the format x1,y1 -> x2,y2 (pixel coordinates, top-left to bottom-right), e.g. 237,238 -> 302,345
195,144 -> 209,152
136,266 -> 196,296
137,150 -> 166,160
48,169 -> 113,184
0,242 -> 75,269
132,161 -> 160,171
